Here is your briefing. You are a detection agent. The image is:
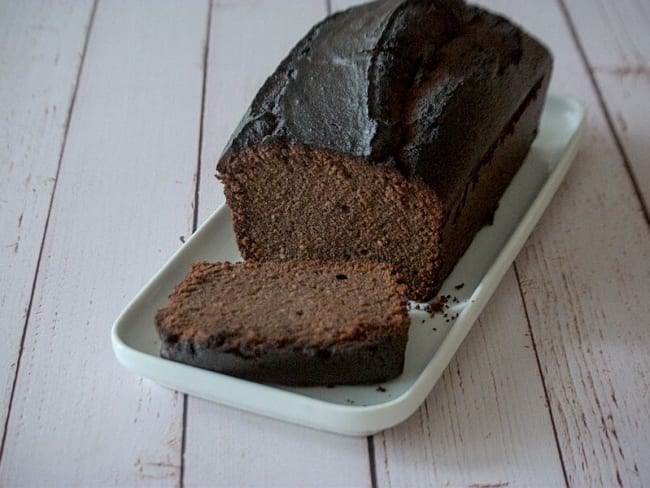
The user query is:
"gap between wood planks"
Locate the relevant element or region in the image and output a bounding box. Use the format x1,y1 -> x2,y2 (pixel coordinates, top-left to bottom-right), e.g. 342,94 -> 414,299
180,1 -> 214,487
513,264 -> 570,487
557,0 -> 650,228
0,0 -> 100,468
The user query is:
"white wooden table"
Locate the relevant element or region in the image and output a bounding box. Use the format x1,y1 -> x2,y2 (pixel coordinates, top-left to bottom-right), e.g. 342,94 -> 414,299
1,0 -> 649,486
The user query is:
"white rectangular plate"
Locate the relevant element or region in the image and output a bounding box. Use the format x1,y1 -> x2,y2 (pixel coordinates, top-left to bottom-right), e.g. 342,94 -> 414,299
112,95 -> 584,436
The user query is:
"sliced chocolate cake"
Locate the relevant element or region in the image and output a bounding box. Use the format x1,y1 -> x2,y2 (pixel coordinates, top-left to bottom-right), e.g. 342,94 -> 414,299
217,0 -> 552,300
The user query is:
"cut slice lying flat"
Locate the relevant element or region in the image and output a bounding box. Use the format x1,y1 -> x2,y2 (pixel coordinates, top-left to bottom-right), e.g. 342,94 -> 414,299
155,260 -> 410,386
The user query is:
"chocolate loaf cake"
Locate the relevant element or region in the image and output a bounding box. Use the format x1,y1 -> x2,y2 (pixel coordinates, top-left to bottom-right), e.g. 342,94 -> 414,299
155,261 -> 409,386
217,0 -> 552,300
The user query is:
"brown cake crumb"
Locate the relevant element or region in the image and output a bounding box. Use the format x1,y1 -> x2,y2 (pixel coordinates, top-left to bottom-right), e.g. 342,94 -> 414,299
426,295 -> 448,316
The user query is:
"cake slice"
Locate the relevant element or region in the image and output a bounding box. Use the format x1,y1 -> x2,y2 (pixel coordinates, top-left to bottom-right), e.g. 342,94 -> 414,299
217,0 -> 552,300
155,261 -> 410,386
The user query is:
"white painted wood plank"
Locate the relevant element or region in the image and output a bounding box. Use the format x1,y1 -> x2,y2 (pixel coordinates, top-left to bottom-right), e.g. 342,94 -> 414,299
564,0 -> 650,67
375,270 -> 566,487
187,2 -> 372,486
186,402 -> 371,488
330,0 -> 567,484
0,0 -> 208,485
563,0 -> 650,219
0,0 -> 94,444
476,0 -> 650,486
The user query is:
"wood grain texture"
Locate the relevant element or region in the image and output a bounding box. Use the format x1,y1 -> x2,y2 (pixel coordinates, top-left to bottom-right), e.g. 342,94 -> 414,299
0,0 -> 95,445
375,270 -> 566,487
477,0 -> 650,486
185,2 -> 372,486
0,0 -> 208,484
563,0 -> 650,215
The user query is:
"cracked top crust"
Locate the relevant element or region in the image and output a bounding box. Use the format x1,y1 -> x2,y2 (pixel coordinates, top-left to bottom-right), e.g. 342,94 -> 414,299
217,0 -> 551,202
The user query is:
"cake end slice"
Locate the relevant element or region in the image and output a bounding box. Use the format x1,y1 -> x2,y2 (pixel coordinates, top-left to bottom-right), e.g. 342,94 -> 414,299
155,260 -> 410,386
